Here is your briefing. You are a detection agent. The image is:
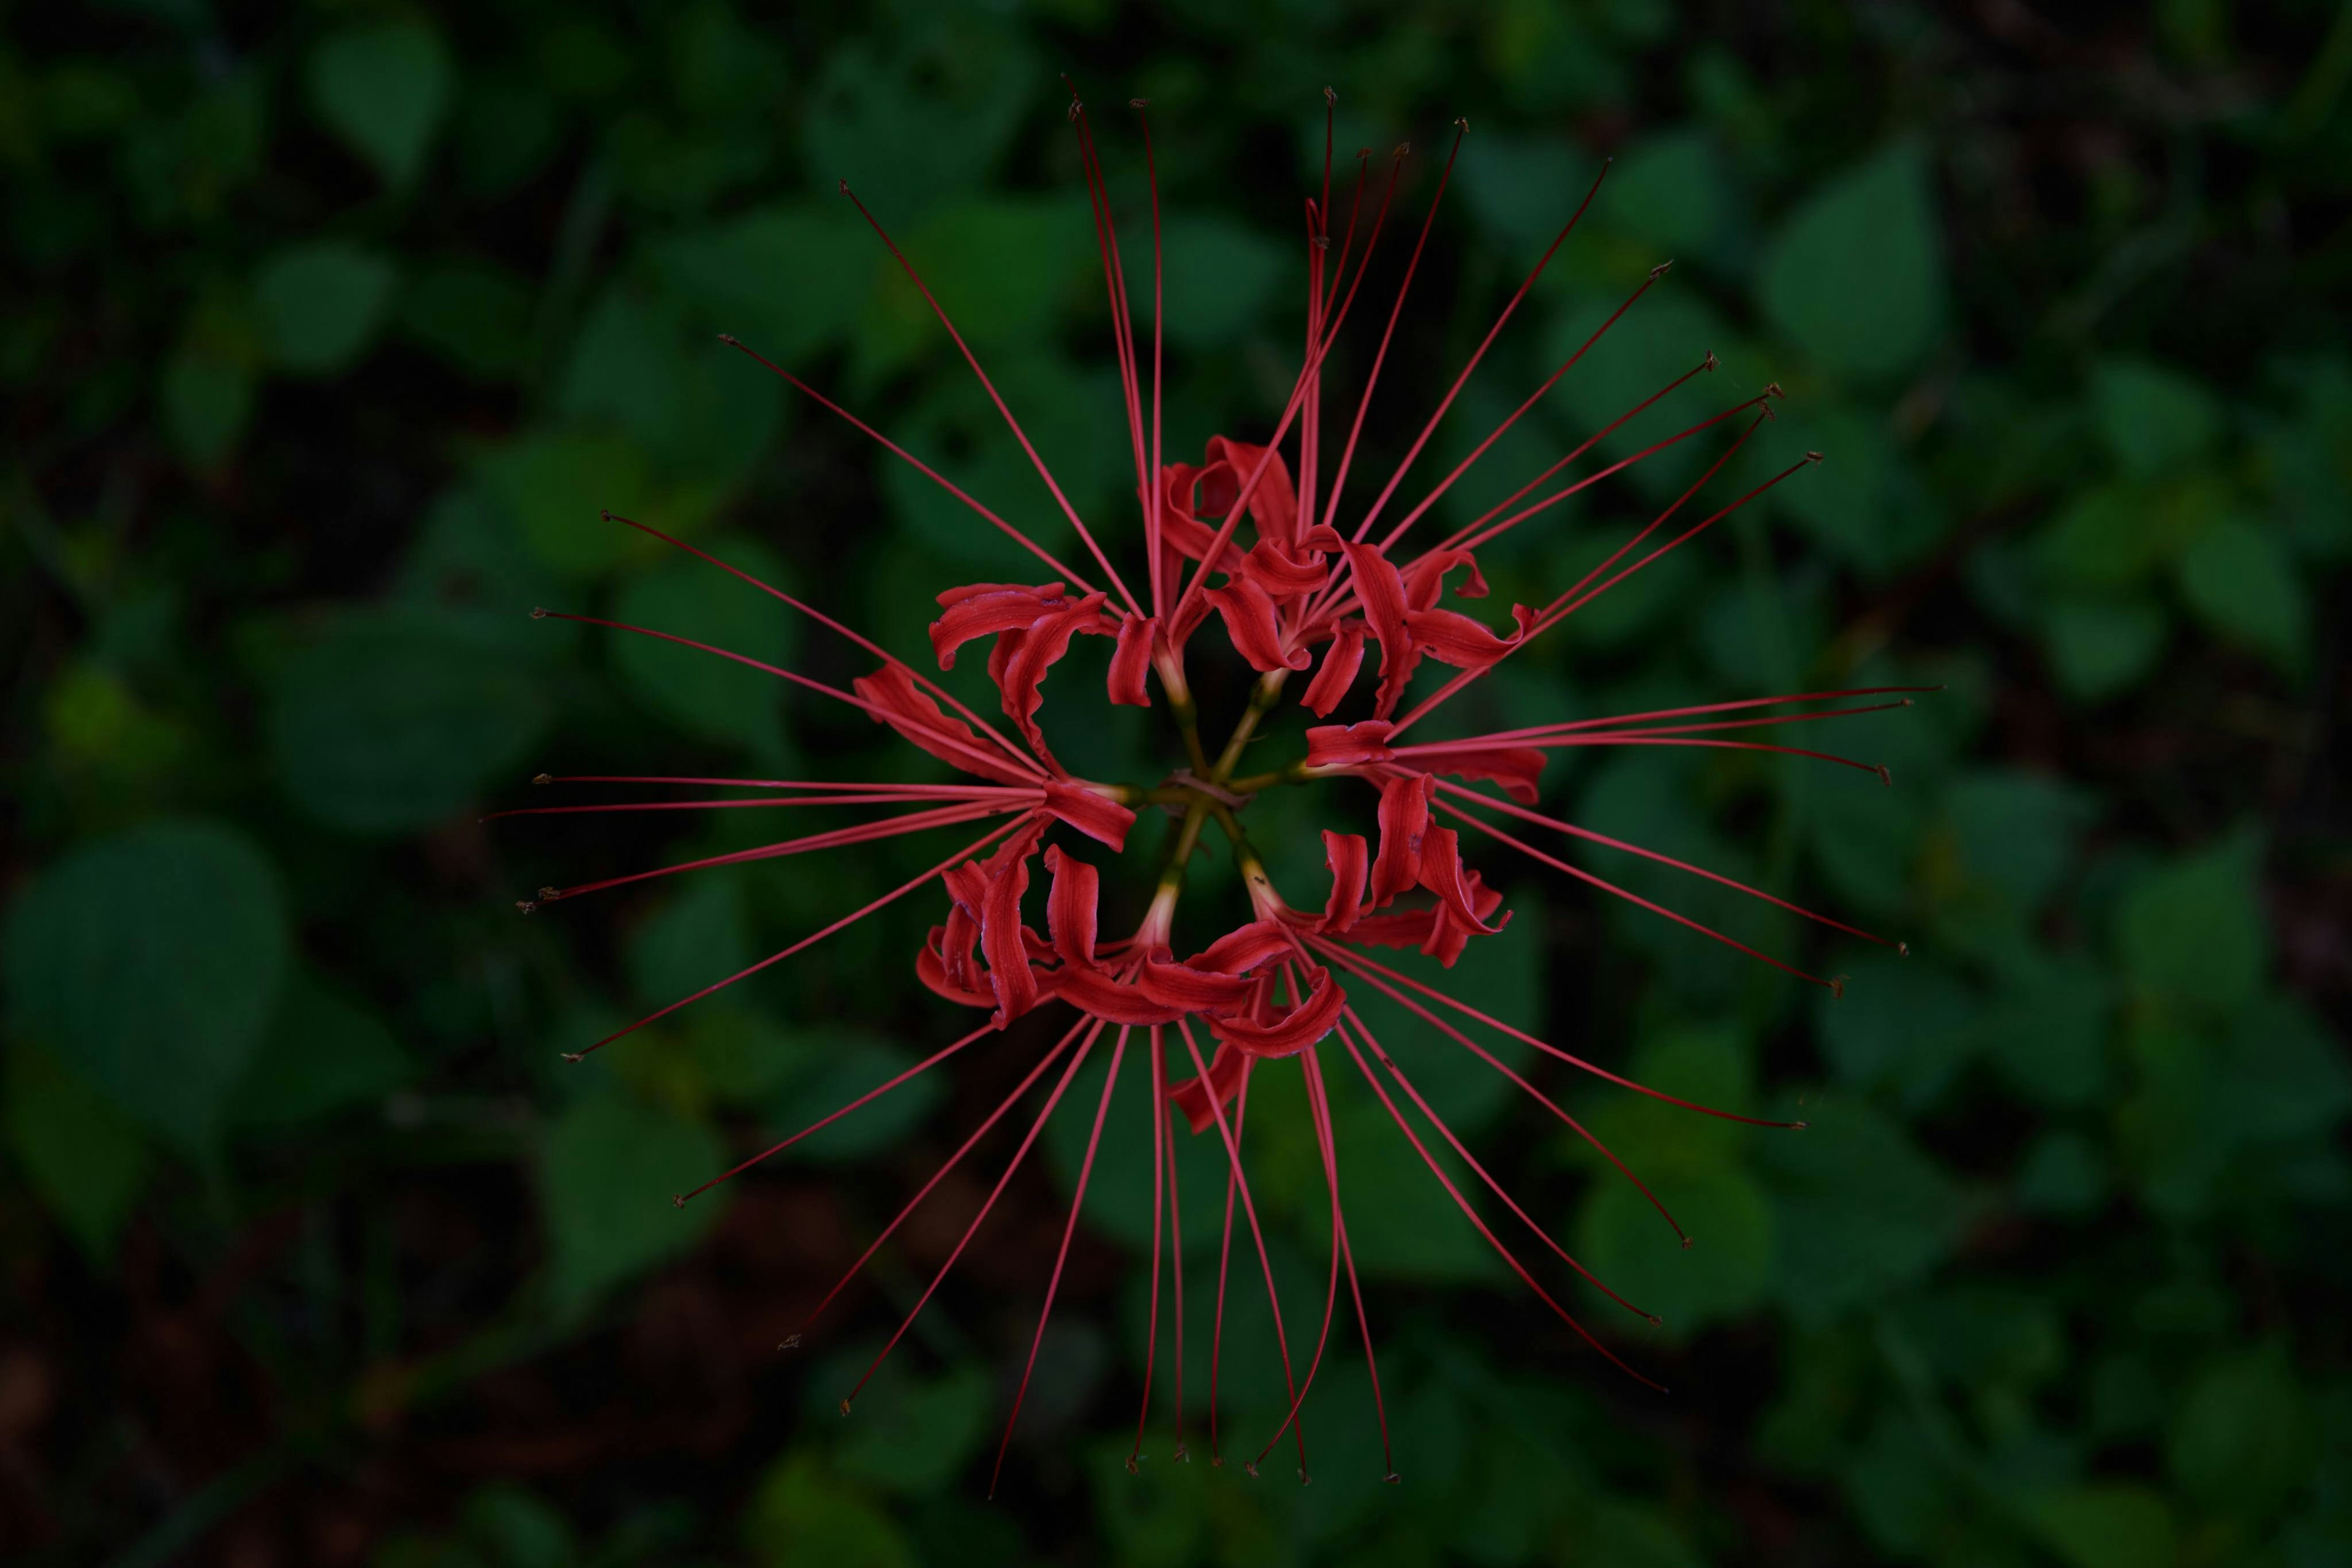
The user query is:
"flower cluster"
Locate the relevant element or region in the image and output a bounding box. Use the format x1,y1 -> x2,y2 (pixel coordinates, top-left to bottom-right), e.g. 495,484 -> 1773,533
510,89 -> 1918,1491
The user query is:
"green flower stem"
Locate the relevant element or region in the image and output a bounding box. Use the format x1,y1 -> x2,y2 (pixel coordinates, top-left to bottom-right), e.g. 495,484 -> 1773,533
1208,669 -> 1289,784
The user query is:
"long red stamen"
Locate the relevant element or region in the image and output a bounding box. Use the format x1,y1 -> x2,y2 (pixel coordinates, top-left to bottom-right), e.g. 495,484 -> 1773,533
1164,149 -> 1408,634
1310,933 -> 1689,1253
677,1018 -> 1000,1205
1303,1045 -> 1393,1482
839,183 -> 1145,617
1306,935 -> 1804,1128
1136,102 -> 1167,619
1314,122 -> 1468,540
537,800 -> 1018,906
1131,1025 -> 1170,1469
560,815 -> 1030,1059
718,338 -> 1104,603
1423,777 -> 1897,946
843,1022 -> 1107,1422
1411,685 -> 1944,744
791,1012 -> 1095,1343
1250,972 -> 1346,1477
1065,89 -> 1149,505
1162,1027 -> 1188,1461
1371,267 -> 1667,557
1336,1014 -> 1665,1390
1178,1017 -> 1306,1476
530,774 -> 1047,794
993,1026 -> 1131,1496
1343,157 -> 1611,549
1436,796 -> 1841,990
538,609 -> 1043,784
487,788 -> 1031,821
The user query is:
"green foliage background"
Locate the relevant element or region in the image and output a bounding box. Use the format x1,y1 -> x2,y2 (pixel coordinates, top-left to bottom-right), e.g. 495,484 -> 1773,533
5,1 -> 2349,1564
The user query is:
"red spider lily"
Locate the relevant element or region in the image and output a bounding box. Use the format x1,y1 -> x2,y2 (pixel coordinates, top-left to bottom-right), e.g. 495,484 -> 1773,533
504,88 -> 1924,1492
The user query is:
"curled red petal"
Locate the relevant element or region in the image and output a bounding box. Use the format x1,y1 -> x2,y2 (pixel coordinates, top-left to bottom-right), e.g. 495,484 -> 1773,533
1237,538 -> 1329,600
1210,967 -> 1346,1060
1303,718 -> 1395,769
1135,951 -> 1256,1011
1188,919 -> 1293,976
997,593 -> 1118,765
1400,549 -> 1488,612
1420,745 -> 1547,805
1320,830 -> 1368,933
1205,578 -> 1313,673
1169,1040 -> 1249,1136
1417,826 -> 1504,937
1041,783 -> 1134,851
979,850 -> 1039,1027
929,583 -> 1066,670
918,927 -> 999,1009
1419,881 -> 1511,967
1370,771 -> 1432,907
1343,541 -> 1420,719
1107,613 -> 1156,706
1153,467 -> 1247,575
1300,622 -> 1365,717
1200,435 -> 1300,551
1042,846 -> 1098,967
851,664 -> 1036,786
1404,602 -> 1537,670
1054,960 -> 1186,1025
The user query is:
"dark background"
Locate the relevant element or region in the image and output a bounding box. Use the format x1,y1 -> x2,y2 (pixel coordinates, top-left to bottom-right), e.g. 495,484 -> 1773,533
6,1 -> 2350,1564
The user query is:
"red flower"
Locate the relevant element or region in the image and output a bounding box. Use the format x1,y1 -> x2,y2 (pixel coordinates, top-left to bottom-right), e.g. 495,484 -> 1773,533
505,89 -> 1925,1491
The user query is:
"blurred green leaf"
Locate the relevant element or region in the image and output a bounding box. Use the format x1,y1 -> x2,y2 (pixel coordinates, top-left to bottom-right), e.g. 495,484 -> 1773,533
2176,517 -> 2307,673
836,1364 -> 990,1493
2092,358 -> 2221,480
801,23 -> 1039,221
5,1039 -> 150,1257
4,819 -> 288,1151
306,21 -> 453,187
399,257 -> 535,382
1758,1099 -> 1967,1326
2025,1484 -> 2178,1568
1605,130 -> 1730,258
654,203 -> 876,363
1757,141 -> 1945,382
1160,214 -> 1286,349
744,1453 -> 911,1568
766,1033 -> 946,1163
1576,1157 -> 1773,1333
253,241 -> 400,376
258,606 -> 551,835
2013,1128 -> 2109,1218
2169,1346 -> 2318,1521
2114,827 -> 2264,1015
460,1483 -> 576,1568
2214,997 -> 2352,1147
611,535 -> 795,755
539,1090 -> 726,1310
1977,957 -> 2109,1109
1817,954 -> 1977,1109
1459,134 -> 1593,250
160,344 -> 254,469
628,875 -> 755,1011
229,972 -> 411,1128
477,428 -> 655,578
2041,597 -> 2168,702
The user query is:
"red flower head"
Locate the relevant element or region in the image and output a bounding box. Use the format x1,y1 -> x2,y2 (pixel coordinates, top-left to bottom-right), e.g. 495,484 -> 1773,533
507,89 -> 1923,1491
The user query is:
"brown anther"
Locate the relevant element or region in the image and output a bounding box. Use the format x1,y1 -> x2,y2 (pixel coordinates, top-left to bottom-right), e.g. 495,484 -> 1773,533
1124,1455 -> 1140,1474
539,887 -> 560,900
598,508 -> 612,521
1763,382 -> 1786,399
1313,234 -> 1330,251
671,1193 -> 685,1209
780,1333 -> 802,1350
1829,975 -> 1849,998
1649,259 -> 1673,279
1129,97 -> 1149,108
1384,1472 -> 1402,1485
1210,1456 -> 1224,1469
1172,1443 -> 1189,1463
1453,116 -> 1469,132
1758,401 -> 1778,421
717,332 -> 739,345
1394,141 -> 1411,158
839,1399 -> 852,1417
560,1052 -> 583,1064
516,900 -> 537,914
1806,450 -> 1825,462
1648,1313 -> 1664,1325
837,178 -> 850,194
1067,99 -> 1083,123
1897,941 -> 1911,958
532,772 -> 552,785
1298,1468 -> 1311,1486
1876,764 -> 1893,786
1324,86 -> 1337,106
1792,1121 -> 1809,1130
1242,1461 -> 1260,1479
1702,350 -> 1719,371
530,606 -> 548,619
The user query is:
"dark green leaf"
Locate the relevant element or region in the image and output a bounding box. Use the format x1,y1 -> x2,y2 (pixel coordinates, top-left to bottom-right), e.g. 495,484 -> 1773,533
2176,518 -> 2307,673
1757,142 -> 1945,381
307,21 -> 453,186
610,535 -> 796,755
4,1040 -> 150,1256
230,972 -> 412,1127
539,1090 -> 726,1310
2041,597 -> 2168,702
2169,1346 -> 2318,1521
398,258 -> 535,381
2025,1485 -> 2177,1568
4,820 -> 289,1150
2092,358 -> 2221,480
2114,827 -> 2264,1016
254,242 -> 400,376
1758,1099 -> 1968,1326
1159,214 -> 1286,348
